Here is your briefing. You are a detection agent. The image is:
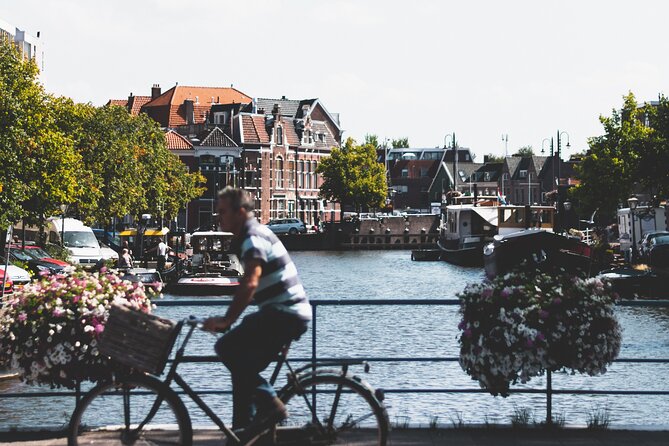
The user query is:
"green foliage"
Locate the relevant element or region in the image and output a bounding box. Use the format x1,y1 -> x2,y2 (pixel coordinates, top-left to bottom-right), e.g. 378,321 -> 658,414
363,134 -> 379,148
0,39 -> 205,231
391,137 -> 409,148
573,92 -> 652,222
513,145 -> 534,157
317,138 -> 387,212
485,153 -> 505,163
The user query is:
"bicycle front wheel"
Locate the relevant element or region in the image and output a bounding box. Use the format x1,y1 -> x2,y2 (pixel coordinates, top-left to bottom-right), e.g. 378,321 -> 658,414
68,373 -> 192,446
278,373 -> 389,446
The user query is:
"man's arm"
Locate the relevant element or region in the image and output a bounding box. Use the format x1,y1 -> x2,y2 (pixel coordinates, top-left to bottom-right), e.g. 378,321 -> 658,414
202,259 -> 262,333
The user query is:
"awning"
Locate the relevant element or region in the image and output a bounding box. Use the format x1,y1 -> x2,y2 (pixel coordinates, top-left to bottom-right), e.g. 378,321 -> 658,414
119,229 -> 137,237
144,227 -> 169,236
472,207 -> 498,227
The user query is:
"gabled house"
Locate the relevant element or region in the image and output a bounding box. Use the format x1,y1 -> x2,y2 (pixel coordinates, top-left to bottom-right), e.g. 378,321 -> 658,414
109,86 -> 341,230
233,98 -> 342,225
139,84 -> 252,129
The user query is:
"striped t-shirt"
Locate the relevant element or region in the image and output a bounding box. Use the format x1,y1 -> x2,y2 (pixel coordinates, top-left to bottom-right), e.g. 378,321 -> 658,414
237,218 -> 312,321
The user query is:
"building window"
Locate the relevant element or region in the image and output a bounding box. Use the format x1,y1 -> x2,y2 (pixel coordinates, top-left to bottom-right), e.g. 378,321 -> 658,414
306,160 -> 312,189
302,129 -> 313,145
276,126 -> 283,145
298,160 -> 304,188
401,168 -> 409,178
519,170 -> 528,179
213,112 -> 227,125
484,172 -> 491,181
276,156 -> 284,188
312,161 -> 318,187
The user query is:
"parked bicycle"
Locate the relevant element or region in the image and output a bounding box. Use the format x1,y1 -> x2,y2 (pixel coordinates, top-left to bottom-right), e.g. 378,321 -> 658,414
68,306 -> 389,445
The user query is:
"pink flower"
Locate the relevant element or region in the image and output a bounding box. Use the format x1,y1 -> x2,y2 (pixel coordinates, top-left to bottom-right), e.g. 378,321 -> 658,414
94,324 -> 104,334
18,312 -> 27,322
53,308 -> 64,317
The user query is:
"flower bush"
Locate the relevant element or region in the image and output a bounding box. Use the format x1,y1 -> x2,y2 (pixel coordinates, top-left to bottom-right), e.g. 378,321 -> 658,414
458,269 -> 622,396
0,269 -> 160,389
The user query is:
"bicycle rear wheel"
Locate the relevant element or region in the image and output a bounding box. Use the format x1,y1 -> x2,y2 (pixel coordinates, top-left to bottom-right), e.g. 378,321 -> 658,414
278,373 -> 389,446
68,374 -> 192,446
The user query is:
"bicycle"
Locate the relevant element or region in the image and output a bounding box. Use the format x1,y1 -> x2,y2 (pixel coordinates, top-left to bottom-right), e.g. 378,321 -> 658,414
68,309 -> 390,445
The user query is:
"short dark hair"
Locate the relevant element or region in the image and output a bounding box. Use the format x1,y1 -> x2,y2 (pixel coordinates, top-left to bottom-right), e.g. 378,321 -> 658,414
217,187 -> 254,212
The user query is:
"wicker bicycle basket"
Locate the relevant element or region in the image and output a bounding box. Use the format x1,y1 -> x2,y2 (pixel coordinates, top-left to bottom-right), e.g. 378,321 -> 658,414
99,304 -> 180,375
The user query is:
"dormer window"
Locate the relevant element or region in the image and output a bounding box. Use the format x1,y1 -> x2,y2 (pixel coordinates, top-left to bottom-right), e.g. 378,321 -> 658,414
302,129 -> 314,145
214,112 -> 227,125
276,125 -> 283,145
484,172 -> 491,181
318,133 -> 326,143
519,170 -> 528,179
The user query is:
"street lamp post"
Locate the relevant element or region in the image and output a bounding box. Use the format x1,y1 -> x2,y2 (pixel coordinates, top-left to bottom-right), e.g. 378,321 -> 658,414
556,130 -> 571,184
628,196 -> 638,263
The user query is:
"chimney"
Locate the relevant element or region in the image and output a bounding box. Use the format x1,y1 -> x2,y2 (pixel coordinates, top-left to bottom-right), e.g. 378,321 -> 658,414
151,84 -> 161,99
272,103 -> 281,120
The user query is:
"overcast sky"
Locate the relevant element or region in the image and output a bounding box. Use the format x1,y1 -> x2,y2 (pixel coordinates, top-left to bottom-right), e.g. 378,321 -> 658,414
2,0 -> 668,160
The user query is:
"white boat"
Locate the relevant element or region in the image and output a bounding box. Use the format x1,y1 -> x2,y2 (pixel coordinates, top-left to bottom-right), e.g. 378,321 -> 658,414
171,231 -> 243,295
437,194 -> 500,267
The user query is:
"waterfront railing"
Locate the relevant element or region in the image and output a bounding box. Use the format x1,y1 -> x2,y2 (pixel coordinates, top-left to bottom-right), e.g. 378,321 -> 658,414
2,298 -> 669,431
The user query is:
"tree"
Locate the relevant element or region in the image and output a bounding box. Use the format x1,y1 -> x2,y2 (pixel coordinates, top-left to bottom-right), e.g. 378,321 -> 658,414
317,138 -> 387,213
572,92 -> 650,222
0,41 -> 84,230
513,145 -> 535,157
391,137 -> 409,148
484,153 -> 505,163
363,134 -> 379,149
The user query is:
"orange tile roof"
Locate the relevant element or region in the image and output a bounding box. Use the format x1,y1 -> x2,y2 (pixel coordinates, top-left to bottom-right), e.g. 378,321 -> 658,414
143,85 -> 252,127
128,96 -> 152,116
107,99 -> 128,107
164,130 -> 193,150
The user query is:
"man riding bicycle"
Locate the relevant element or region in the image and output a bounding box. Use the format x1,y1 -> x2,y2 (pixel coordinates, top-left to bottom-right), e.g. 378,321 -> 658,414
203,187 -> 312,435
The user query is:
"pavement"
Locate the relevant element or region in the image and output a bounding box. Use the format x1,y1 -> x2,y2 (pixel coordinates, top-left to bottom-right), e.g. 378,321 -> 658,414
2,428 -> 669,445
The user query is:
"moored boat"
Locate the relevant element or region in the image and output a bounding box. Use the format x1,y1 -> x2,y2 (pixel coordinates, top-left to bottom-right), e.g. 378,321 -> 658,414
437,194 -> 499,267
411,249 -> 441,261
169,231 -> 243,295
483,205 -> 592,278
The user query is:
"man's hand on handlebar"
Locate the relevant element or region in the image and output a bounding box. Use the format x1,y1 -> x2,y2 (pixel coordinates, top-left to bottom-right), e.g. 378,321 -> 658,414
202,316 -> 232,333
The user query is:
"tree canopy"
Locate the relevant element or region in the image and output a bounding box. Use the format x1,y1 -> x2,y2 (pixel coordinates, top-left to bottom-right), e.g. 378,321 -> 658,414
513,145 -> 535,157
572,92 -> 657,222
317,138 -> 387,212
0,39 -> 205,231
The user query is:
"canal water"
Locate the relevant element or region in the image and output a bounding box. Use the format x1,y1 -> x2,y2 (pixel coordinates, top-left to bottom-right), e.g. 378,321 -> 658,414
2,250 -> 669,430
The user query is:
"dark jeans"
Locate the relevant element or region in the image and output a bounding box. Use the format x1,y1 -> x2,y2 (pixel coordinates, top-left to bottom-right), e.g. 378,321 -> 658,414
215,309 -> 308,430
157,256 -> 166,271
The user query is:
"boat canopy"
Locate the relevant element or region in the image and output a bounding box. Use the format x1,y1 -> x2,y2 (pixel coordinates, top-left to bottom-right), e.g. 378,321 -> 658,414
144,227 -> 169,236
472,207 -> 498,227
119,229 -> 137,237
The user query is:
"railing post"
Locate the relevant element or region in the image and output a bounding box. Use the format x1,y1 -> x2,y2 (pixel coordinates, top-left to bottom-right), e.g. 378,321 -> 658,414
311,303 -> 317,423
546,370 -> 552,425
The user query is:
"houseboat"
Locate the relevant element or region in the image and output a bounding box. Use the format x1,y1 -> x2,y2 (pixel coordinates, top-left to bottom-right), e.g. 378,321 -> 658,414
483,205 -> 592,278
436,195 -> 499,266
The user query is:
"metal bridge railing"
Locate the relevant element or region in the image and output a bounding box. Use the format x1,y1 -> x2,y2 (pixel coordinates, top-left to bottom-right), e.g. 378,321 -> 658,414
1,298 -> 669,429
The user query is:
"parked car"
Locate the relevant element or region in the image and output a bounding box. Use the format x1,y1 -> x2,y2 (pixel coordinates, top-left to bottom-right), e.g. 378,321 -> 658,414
0,270 -> 13,295
10,243 -> 70,266
0,256 -> 32,289
639,231 -> 669,262
267,218 -> 307,235
8,249 -> 67,277
647,234 -> 669,267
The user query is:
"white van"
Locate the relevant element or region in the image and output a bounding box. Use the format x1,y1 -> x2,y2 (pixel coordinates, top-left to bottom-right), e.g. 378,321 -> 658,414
14,217 -> 104,269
